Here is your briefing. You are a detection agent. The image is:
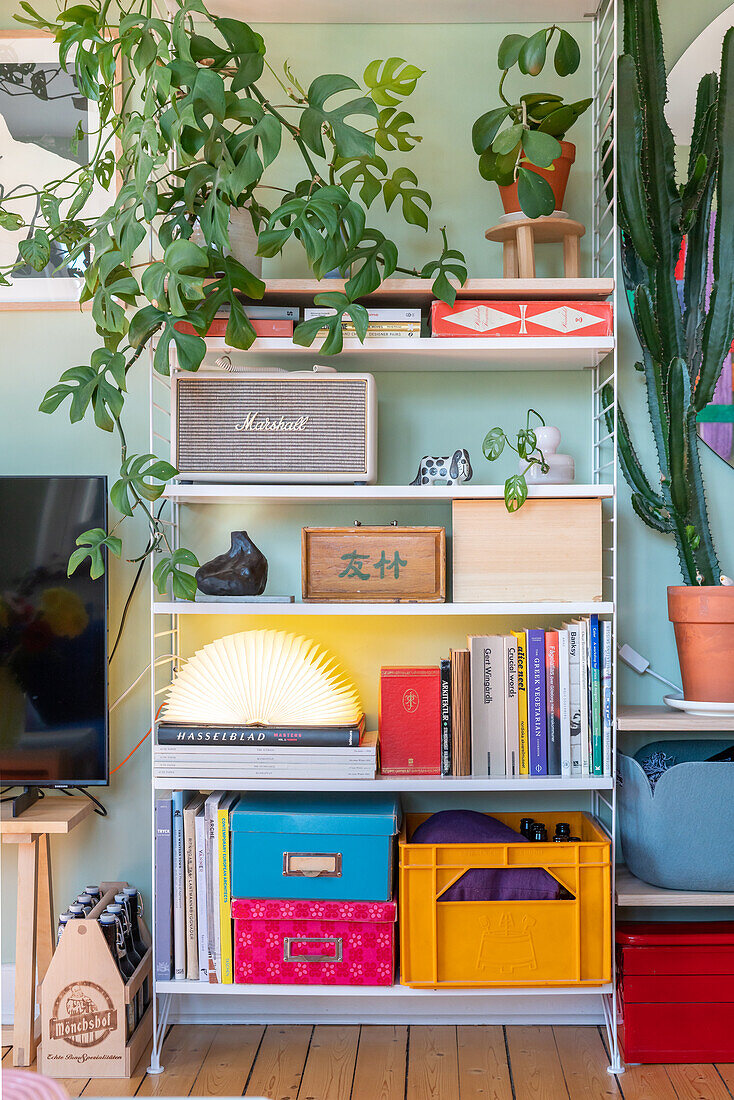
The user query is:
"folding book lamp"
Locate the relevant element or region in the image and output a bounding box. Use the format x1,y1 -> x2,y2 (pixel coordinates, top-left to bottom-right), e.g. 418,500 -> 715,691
163,628 -> 362,726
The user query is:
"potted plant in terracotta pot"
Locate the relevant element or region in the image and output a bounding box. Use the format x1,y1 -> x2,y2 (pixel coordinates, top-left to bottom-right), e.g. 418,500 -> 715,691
472,26 -> 591,219
606,0 -> 734,702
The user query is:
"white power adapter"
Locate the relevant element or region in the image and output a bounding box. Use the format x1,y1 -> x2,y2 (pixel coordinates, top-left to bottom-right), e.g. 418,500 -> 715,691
618,644 -> 682,695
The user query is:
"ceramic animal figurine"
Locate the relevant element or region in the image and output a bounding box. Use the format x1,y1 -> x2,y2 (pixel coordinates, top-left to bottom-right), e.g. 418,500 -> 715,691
411,449 -> 473,487
195,531 -> 268,596
520,426 -> 575,484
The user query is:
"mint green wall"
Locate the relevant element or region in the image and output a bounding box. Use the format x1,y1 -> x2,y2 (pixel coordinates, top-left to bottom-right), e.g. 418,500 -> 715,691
1,1 -> 733,964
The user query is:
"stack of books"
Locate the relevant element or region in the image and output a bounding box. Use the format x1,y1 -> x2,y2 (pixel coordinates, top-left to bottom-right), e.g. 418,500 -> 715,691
304,306 -> 422,338
156,791 -> 238,983
153,718 -> 377,780
378,616 -> 612,779
175,304 -> 299,338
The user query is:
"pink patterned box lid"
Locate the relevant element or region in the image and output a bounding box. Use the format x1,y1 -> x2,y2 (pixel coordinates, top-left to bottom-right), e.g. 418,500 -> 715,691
231,897 -> 397,923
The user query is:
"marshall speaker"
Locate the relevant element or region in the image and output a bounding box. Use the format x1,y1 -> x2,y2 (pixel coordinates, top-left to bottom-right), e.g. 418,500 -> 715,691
171,368 -> 377,483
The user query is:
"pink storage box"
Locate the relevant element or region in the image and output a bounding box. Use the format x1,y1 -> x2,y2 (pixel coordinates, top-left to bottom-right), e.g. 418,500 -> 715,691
231,897 -> 397,986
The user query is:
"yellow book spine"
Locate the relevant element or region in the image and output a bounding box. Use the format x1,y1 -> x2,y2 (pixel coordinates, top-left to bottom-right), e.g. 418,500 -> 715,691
512,630 -> 530,775
217,804 -> 233,984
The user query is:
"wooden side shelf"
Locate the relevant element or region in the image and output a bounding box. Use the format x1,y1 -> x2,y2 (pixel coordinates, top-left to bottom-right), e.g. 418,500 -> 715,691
617,705 -> 734,732
228,276 -> 614,305
616,865 -> 734,907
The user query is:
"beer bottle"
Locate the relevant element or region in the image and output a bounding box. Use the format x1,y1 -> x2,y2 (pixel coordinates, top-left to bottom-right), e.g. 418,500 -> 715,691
120,888 -> 150,1009
554,822 -> 571,840
57,912 -> 72,944
76,893 -> 94,915
532,824 -> 548,842
68,904 -> 86,919
104,906 -> 135,980
85,885 -> 101,903
122,888 -> 147,957
99,915 -> 135,1039
114,895 -> 143,968
520,817 -> 535,838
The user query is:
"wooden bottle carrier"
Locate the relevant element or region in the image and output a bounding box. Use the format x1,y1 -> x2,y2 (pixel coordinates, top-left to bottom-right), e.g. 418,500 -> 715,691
39,882 -> 152,1078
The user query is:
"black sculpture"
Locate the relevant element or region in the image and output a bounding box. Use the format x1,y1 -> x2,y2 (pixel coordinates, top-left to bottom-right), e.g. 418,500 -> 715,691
195,531 -> 268,597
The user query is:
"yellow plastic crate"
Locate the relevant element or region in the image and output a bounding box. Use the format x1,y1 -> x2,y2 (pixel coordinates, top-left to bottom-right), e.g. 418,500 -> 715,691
399,811 -> 611,988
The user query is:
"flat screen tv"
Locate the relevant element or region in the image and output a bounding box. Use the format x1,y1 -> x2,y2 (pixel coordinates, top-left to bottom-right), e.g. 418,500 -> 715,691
0,475 -> 109,787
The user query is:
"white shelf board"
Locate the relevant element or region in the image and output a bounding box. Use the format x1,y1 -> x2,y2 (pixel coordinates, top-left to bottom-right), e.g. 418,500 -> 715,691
164,483 -> 614,505
155,980 -> 613,996
219,277 -> 615,302
616,865 -> 734,907
153,600 -> 614,617
203,336 -> 614,371
152,775 -> 614,792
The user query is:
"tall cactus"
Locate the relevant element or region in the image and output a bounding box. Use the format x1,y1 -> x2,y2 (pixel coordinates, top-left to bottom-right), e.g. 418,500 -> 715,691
612,0 -> 734,585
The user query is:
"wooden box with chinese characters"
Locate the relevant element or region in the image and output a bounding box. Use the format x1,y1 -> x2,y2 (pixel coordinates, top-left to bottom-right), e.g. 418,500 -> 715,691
301,525 -> 446,602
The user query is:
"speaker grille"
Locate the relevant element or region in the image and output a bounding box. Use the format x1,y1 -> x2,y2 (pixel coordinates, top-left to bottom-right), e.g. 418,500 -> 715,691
176,378 -> 368,473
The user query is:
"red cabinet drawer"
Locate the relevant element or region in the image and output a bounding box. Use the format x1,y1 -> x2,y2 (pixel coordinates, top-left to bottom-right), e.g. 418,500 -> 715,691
623,972 -> 734,1003
619,1001 -> 734,1064
620,944 -> 734,976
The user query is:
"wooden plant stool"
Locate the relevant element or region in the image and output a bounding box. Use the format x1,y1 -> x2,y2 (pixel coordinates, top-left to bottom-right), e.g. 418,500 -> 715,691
485,215 -> 585,278
1,796 -> 93,1066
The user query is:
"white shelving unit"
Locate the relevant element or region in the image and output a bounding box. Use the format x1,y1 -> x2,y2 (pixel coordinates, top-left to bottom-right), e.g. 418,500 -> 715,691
198,335 -> 613,370
153,600 -> 615,616
163,482 -> 614,504
147,0 -> 620,1074
152,775 -> 615,792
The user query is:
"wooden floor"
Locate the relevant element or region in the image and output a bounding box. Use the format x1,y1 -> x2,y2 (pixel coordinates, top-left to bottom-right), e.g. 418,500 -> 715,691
4,1025 -> 734,1099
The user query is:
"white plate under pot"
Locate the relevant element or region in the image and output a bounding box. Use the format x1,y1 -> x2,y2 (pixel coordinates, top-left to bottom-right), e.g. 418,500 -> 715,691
664,693 -> 734,718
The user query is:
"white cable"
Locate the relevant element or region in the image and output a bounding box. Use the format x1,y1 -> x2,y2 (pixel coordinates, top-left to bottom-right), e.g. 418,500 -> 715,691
108,654 -> 178,713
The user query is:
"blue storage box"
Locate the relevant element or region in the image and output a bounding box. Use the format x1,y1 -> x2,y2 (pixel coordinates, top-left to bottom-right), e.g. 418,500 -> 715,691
618,739 -> 734,891
230,793 -> 400,902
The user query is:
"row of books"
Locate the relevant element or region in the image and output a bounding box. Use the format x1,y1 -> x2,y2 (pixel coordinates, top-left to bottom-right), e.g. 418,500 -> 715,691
378,616 -> 612,778
155,791 -> 238,983
176,305 -> 422,340
464,616 -> 612,777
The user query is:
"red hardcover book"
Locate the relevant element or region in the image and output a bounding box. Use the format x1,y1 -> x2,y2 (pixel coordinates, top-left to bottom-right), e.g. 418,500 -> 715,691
174,318 -> 294,338
379,667 -> 442,775
430,299 -> 613,338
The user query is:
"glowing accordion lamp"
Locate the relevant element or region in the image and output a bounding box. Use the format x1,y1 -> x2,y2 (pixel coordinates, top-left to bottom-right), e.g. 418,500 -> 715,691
162,629 -> 362,726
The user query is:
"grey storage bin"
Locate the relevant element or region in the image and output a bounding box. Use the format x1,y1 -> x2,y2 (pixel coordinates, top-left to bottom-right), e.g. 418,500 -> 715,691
618,739 -> 734,891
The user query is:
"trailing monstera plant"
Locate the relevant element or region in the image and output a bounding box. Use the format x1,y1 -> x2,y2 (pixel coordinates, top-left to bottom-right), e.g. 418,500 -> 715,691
1,0 -> 467,599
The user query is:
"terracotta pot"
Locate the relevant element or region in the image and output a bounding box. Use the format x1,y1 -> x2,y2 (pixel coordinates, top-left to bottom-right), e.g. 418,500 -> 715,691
498,140 -> 576,216
668,586 -> 734,702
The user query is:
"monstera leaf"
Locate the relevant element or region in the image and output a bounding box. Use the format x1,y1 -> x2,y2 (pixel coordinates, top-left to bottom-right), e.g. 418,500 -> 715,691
68,528 -> 122,581
153,548 -> 200,601
300,75 -> 378,159
293,291 -> 369,356
363,57 -> 425,107
383,167 -> 431,230
336,154 -> 388,207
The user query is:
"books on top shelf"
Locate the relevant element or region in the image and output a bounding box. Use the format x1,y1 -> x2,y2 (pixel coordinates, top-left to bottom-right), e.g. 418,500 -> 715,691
304,306 -> 422,338
376,616 -> 611,780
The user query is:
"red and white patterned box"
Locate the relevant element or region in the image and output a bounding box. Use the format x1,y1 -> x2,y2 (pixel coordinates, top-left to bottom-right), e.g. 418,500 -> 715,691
430,299 -> 613,338
232,898 -> 397,986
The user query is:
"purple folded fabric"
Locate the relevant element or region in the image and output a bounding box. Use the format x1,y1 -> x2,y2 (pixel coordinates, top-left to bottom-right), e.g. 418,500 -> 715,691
410,810 -> 560,901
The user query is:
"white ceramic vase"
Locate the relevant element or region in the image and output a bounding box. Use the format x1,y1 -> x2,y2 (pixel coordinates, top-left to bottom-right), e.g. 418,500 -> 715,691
520,425 -> 575,484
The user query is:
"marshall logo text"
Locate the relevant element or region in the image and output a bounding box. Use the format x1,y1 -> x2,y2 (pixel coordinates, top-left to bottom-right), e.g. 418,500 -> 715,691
234,412 -> 310,432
